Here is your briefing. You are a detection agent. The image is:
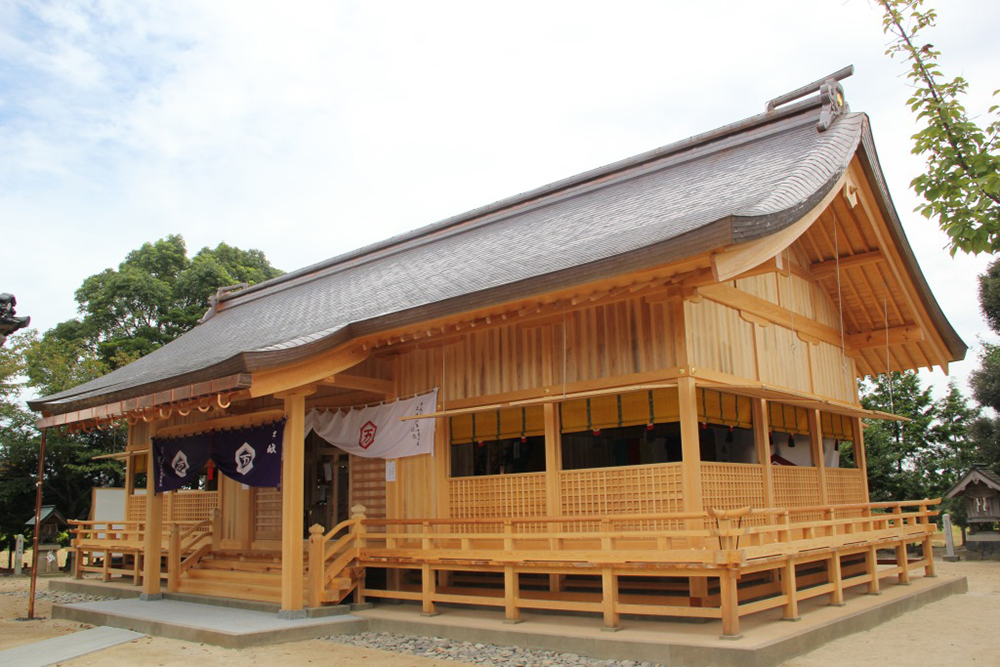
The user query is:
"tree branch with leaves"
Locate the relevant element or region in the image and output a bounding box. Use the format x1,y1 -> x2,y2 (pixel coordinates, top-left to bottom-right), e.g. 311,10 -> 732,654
877,0 -> 1000,255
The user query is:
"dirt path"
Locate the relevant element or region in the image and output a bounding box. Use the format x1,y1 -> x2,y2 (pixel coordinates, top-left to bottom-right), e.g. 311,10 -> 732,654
2,559 -> 997,666
784,559 -> 1000,667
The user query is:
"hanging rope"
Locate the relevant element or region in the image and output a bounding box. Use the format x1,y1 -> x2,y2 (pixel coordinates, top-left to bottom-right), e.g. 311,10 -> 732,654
884,284 -> 895,417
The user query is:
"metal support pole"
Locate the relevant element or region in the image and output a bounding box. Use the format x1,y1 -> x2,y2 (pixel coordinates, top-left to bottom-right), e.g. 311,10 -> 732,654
27,427 -> 47,619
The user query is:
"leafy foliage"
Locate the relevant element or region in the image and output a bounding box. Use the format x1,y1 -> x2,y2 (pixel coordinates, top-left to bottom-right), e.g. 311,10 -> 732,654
66,235 -> 282,371
860,371 -> 936,501
0,236 -> 280,549
877,0 -> 1000,255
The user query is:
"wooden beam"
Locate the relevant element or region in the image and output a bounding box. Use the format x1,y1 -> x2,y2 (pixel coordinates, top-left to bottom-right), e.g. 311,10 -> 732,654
250,345 -> 368,398
710,172 -> 848,282
846,325 -> 924,350
320,374 -> 395,396
155,409 -> 286,439
698,283 -> 846,350
810,250 -> 884,279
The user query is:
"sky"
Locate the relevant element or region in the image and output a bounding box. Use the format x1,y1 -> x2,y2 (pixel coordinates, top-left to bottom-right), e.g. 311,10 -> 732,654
2,0 -> 999,404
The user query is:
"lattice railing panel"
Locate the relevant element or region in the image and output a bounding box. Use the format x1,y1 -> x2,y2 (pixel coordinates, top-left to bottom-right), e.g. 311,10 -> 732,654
701,462 -> 766,511
560,463 -> 683,530
826,468 -> 866,506
448,473 -> 547,521
773,467 -> 822,521
125,490 -> 219,524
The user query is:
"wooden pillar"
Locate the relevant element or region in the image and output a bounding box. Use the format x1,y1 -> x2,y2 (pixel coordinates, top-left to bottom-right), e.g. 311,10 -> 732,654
279,389 -> 311,617
828,554 -> 845,606
781,559 -> 800,621
601,568 -> 620,631
543,402 -> 562,517
752,398 -> 775,508
679,375 -> 708,601
852,417 -> 870,503
808,410 -> 828,505
421,562 -> 437,615
678,375 -> 703,513
924,535 -> 937,577
125,449 -> 136,495
719,570 -> 742,639
503,565 -> 521,624
866,545 -> 881,595
167,523 -> 180,592
544,403 -> 564,593
895,540 -> 911,585
140,422 -> 163,599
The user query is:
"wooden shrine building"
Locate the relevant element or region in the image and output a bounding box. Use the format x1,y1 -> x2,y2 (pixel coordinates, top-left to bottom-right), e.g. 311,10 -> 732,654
946,465 -> 1000,558
31,70 -> 965,638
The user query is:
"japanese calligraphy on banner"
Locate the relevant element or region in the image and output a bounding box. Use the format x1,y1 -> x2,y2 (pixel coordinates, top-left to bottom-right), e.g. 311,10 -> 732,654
304,389 -> 438,459
211,421 -> 285,488
151,419 -> 285,492
153,433 -> 211,493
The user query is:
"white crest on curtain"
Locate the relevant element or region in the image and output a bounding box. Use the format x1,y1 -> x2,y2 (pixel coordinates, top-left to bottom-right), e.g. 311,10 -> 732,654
304,389 -> 438,459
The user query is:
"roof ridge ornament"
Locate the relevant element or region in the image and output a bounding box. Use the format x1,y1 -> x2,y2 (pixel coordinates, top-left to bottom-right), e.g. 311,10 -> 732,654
765,65 -> 853,132
199,282 -> 249,323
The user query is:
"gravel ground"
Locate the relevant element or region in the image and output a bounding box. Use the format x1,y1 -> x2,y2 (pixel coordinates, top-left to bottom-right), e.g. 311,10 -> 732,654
328,632 -> 663,667
0,589 -> 109,604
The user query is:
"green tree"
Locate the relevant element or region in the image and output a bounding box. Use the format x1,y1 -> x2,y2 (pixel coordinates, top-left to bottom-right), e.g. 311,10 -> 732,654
0,236 -> 282,543
860,371 -> 937,501
877,0 -> 1000,255
68,235 -> 282,369
0,332 -> 123,553
967,258 -> 1000,478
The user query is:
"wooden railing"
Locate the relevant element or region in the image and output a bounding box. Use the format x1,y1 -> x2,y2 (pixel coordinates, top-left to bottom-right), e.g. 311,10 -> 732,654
69,520 -> 146,582
352,499 -> 939,637
70,508 -> 221,587
307,506 -> 366,607
166,508 -> 221,591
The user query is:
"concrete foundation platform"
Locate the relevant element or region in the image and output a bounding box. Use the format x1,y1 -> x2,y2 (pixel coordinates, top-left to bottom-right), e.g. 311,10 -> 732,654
48,578 -> 351,618
52,598 -> 367,649
49,573 -> 966,665
354,574 -> 967,667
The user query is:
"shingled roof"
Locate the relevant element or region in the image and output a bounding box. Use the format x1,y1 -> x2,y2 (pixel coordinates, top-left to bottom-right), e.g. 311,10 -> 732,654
29,88 -> 966,416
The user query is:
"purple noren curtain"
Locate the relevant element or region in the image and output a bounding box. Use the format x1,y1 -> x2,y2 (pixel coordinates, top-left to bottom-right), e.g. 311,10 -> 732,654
151,419 -> 286,493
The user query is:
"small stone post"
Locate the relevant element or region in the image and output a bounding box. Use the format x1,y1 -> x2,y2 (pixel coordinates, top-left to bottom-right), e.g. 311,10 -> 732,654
13,535 -> 24,576
943,513 -> 959,562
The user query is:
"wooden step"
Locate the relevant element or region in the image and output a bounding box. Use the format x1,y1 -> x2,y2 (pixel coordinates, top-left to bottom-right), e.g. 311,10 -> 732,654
184,567 -> 282,582
196,559 -> 283,575
176,577 -> 283,603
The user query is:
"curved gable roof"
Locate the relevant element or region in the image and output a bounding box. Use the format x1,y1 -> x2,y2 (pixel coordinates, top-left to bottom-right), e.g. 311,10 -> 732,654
31,98 -> 959,416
